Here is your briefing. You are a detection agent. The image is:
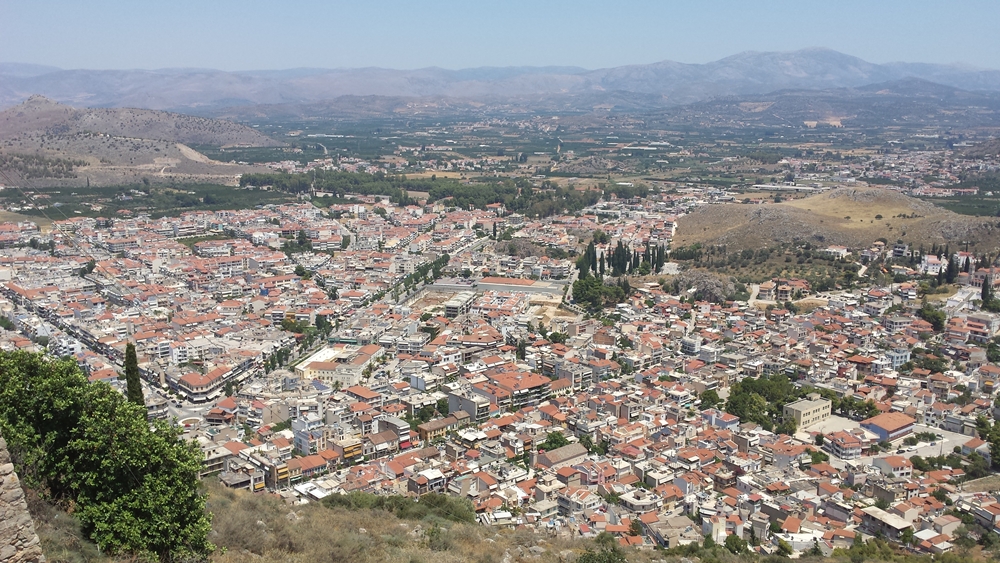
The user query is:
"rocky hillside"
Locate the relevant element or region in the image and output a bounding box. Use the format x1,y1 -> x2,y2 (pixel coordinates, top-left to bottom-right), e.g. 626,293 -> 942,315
0,97 -> 278,186
0,96 -> 279,147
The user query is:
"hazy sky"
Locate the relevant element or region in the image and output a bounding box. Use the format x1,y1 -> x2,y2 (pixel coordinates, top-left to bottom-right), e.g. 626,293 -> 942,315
3,0 -> 999,71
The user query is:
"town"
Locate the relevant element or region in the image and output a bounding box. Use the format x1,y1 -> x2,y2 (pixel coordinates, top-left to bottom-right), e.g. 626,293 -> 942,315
4,167 -> 1000,559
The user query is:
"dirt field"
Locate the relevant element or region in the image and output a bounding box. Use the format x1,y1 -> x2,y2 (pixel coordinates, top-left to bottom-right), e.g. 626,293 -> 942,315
406,171 -> 464,179
961,474 -> 1000,493
529,294 -> 579,326
793,298 -> 829,312
0,210 -> 52,231
410,290 -> 457,314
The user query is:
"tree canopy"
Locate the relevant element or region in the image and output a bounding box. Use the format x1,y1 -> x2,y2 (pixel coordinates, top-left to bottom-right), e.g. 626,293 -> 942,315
241,170 -> 604,217
0,351 -> 213,561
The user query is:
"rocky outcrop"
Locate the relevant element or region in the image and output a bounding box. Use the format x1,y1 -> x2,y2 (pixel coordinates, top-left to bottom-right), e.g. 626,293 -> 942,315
0,432 -> 45,562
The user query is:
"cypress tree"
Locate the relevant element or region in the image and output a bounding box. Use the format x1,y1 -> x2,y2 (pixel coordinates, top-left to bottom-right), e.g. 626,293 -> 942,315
125,342 -> 144,407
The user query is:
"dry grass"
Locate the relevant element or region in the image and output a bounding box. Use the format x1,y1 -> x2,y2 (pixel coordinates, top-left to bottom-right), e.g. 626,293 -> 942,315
674,187 -> 1000,253
959,474 -> 1000,493
926,285 -> 960,302
0,211 -> 52,231
792,298 -> 829,313
781,190 -> 918,229
206,481 -> 618,563
25,489 -> 115,563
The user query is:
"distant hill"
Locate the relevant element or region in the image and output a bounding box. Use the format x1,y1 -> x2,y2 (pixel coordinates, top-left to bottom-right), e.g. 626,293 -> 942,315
644,78 -> 1000,130
673,187 -> 1000,252
0,97 -> 278,186
3,48 -> 1000,111
962,138 -> 1000,158
0,95 -> 279,147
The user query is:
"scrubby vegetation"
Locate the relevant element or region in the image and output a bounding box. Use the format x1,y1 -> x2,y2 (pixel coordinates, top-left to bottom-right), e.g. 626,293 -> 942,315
0,152 -> 86,179
323,491 -> 476,524
207,481 -> 623,563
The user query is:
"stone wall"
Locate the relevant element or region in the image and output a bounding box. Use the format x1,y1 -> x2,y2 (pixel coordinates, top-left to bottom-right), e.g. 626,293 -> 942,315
0,432 -> 45,562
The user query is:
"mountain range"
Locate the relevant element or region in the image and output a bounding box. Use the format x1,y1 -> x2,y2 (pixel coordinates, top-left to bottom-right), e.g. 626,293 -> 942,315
3,48 -> 1000,112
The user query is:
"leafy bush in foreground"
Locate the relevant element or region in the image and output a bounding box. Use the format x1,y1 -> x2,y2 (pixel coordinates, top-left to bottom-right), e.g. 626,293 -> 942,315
0,351 -> 213,562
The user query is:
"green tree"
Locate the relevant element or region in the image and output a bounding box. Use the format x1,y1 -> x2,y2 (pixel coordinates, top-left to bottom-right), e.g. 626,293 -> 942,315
124,342 -> 144,407
700,389 -> 721,410
917,302 -> 946,332
0,351 -> 213,561
776,418 -> 798,436
539,431 -> 569,451
725,533 -> 748,554
900,527 -> 914,546
725,391 -> 769,428
548,332 -> 569,344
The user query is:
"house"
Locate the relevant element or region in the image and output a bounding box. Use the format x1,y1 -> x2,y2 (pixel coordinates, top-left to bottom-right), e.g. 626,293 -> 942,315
701,409 -> 740,431
861,412 -> 915,443
873,456 -> 913,479
861,506 -> 913,541
536,443 -> 589,470
962,437 -> 992,466
824,430 -> 865,460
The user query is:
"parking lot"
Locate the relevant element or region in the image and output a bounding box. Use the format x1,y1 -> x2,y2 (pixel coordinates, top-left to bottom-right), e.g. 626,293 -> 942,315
809,418 -> 972,469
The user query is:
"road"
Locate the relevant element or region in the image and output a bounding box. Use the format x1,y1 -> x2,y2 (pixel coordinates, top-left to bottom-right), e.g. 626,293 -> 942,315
1,287 -> 220,426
